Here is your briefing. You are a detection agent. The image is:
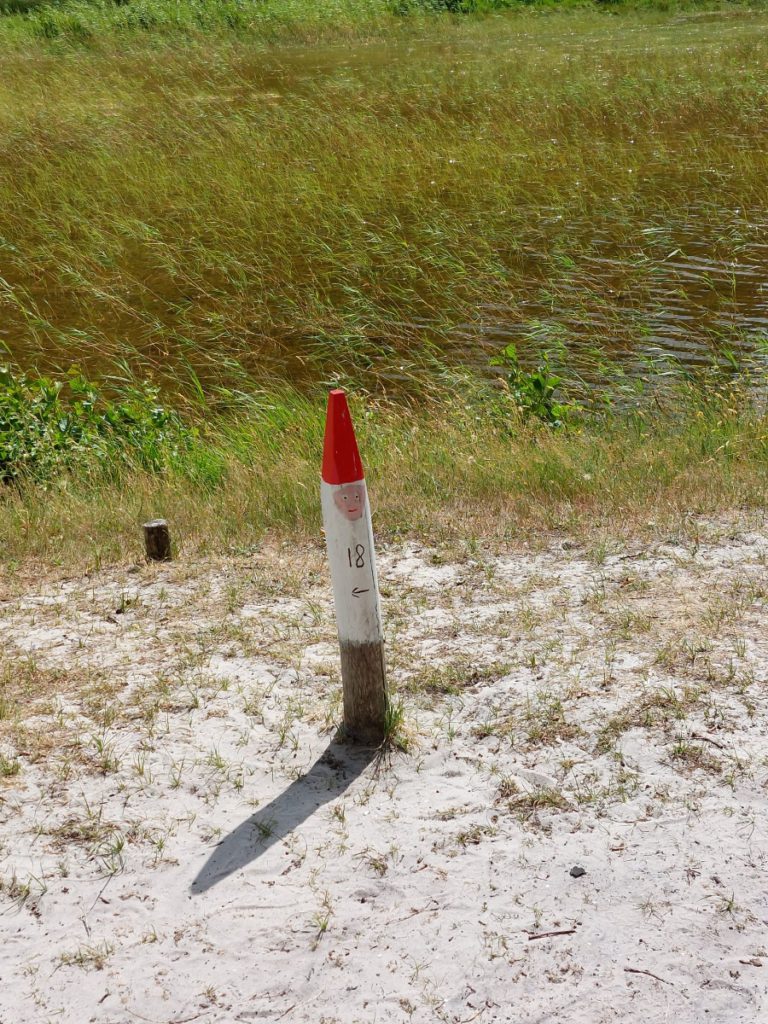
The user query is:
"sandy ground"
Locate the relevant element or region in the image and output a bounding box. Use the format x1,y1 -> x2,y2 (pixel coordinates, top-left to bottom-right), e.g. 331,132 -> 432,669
2,516 -> 768,1024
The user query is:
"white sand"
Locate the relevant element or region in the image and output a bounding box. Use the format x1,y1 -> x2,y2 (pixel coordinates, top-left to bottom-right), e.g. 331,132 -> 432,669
1,517 -> 767,1023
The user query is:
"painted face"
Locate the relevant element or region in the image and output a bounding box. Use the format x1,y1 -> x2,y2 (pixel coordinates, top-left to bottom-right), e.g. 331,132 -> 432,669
333,483 -> 365,522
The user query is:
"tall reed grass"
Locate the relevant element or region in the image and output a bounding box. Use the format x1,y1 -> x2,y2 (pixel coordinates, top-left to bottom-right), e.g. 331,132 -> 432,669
0,8 -> 766,396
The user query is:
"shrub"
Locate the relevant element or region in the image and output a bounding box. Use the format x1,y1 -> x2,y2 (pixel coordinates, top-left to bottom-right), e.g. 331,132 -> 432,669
0,367 -> 195,483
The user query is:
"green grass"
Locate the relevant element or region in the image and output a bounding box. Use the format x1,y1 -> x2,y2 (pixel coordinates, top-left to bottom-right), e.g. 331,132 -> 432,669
2,365 -> 768,567
0,1 -> 756,51
0,0 -> 419,46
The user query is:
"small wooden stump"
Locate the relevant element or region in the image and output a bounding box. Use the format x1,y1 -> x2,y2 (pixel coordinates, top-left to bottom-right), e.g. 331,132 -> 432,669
143,519 -> 172,562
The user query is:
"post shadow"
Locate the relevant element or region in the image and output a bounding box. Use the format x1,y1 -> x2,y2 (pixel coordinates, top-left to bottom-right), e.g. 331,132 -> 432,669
190,741 -> 376,895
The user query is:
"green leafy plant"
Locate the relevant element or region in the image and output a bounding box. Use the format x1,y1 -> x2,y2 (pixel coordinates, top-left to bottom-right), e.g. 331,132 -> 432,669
0,366 -> 195,483
491,344 -> 576,428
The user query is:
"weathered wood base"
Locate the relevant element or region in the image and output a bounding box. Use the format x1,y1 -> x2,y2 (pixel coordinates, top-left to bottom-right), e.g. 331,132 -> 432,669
339,640 -> 387,745
143,519 -> 172,562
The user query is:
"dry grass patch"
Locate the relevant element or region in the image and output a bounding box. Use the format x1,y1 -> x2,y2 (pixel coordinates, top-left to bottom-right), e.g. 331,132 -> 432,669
0,871 -> 47,915
668,738 -> 723,776
398,658 -> 509,702
473,690 -> 582,748
0,753 -> 20,778
48,810 -> 123,853
456,823 -> 498,848
58,941 -> 115,972
497,779 -> 570,824
0,656 -> 81,718
523,693 -> 583,748
0,656 -> 112,770
595,684 -> 706,755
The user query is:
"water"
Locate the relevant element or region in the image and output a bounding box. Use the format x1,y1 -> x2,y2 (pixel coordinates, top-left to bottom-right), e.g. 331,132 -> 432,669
455,213 -> 768,379
255,11 -> 768,380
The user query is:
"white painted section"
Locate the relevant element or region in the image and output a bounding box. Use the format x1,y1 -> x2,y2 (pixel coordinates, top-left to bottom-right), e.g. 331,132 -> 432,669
321,479 -> 383,646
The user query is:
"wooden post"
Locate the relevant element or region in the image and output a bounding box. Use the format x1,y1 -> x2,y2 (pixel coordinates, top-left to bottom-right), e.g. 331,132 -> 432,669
143,519 -> 172,562
321,390 -> 387,745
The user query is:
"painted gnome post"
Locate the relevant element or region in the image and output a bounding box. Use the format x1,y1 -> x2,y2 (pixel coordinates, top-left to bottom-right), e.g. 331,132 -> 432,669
321,389 -> 387,744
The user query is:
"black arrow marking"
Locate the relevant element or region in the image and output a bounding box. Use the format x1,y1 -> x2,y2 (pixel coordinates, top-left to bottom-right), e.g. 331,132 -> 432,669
352,587 -> 370,598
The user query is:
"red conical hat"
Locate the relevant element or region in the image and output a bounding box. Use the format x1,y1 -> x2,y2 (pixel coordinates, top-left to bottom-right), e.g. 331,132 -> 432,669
322,389 -> 364,485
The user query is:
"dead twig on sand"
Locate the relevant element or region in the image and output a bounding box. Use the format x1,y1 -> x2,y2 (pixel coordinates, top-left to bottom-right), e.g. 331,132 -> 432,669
527,927 -> 577,941
397,899 -> 440,922
624,967 -> 672,985
691,732 -> 727,751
